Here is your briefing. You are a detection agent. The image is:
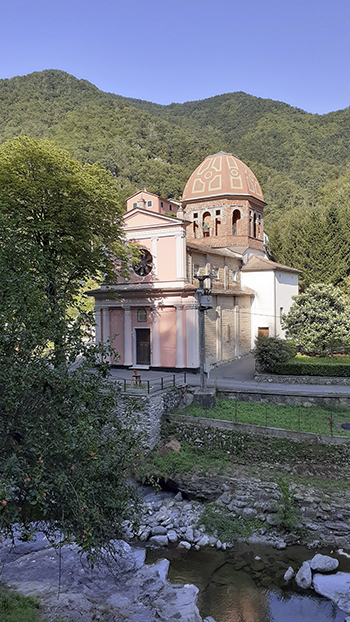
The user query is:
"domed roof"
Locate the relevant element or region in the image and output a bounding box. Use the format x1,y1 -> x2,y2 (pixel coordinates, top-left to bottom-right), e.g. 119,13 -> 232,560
182,152 -> 264,203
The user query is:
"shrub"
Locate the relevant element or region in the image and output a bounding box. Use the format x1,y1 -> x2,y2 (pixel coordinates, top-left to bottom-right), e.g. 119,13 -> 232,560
253,335 -> 296,372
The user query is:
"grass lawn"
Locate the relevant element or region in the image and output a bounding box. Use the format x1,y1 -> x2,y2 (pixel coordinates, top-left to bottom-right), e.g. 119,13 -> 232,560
289,354 -> 350,367
181,398 -> 350,437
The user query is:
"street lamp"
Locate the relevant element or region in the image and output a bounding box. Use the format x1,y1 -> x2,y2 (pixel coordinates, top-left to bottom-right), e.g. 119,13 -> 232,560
196,273 -> 213,389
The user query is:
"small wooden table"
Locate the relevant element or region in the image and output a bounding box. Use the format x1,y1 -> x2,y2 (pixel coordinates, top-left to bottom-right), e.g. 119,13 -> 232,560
131,374 -> 141,388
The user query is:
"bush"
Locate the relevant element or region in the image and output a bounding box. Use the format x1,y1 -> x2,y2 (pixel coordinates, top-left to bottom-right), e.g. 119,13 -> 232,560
253,335 -> 296,372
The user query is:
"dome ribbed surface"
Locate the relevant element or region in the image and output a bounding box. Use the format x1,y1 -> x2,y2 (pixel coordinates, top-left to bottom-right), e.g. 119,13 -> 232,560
182,152 -> 264,202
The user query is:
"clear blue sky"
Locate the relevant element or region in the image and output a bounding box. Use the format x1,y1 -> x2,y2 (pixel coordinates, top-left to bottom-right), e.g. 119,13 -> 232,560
1,0 -> 349,114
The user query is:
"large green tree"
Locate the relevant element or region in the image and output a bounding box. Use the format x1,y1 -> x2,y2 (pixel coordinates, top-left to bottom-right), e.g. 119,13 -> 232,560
0,142 -> 141,558
0,136 -> 136,362
282,283 -> 350,356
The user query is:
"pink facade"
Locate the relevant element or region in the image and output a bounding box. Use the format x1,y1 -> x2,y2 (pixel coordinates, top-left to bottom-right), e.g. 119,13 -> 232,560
90,156 -> 299,370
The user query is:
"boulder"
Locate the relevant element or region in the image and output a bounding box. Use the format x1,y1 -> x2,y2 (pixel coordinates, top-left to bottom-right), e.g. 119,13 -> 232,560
295,561 -> 312,589
149,535 -> 169,547
152,526 -> 168,536
178,541 -> 191,550
313,572 -> 350,615
310,553 -> 339,573
283,566 -> 294,583
167,530 -> 178,543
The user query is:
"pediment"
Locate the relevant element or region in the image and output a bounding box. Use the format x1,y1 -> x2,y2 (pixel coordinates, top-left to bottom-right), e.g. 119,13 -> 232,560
124,208 -> 181,229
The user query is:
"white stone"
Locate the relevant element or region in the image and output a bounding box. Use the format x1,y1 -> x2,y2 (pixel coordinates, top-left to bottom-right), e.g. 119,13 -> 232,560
283,566 -> 294,583
295,562 -> 312,589
197,535 -> 210,547
310,553 -> 339,573
178,541 -> 191,550
167,529 -> 178,543
313,572 -> 350,615
149,535 -> 168,546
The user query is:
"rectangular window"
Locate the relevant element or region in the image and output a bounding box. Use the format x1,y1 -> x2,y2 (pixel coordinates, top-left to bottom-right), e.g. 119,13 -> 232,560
169,205 -> 172,211
216,209 -> 221,216
212,267 -> 219,280
132,202 -> 138,208
193,265 -> 200,277
232,271 -> 237,282
193,212 -> 198,219
160,201 -> 163,208
280,307 -> 284,324
147,200 -> 153,207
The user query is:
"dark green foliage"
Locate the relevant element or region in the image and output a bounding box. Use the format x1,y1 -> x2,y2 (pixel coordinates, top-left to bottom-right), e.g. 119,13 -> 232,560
0,146 -> 141,559
198,505 -> 259,541
253,335 -> 296,372
274,361 -> 350,376
274,478 -> 300,533
0,585 -> 40,622
2,70 -> 350,285
282,283 -> 350,355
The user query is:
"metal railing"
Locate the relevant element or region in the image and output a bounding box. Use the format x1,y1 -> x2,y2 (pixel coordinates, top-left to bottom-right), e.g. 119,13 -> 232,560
118,372 -> 187,394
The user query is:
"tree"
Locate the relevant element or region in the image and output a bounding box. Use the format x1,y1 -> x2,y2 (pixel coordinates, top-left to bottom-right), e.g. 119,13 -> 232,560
282,283 -> 350,356
0,144 -> 141,559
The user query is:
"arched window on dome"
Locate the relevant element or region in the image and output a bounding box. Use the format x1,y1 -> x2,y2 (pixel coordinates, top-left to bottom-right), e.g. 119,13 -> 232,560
202,212 -> 211,237
232,209 -> 241,235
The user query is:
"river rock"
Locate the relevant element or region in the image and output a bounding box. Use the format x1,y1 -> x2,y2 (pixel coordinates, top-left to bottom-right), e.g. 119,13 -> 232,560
313,572 -> 350,614
283,566 -> 294,583
152,526 -> 168,536
295,561 -> 312,589
310,553 -> 339,573
178,541 -> 192,550
167,530 -> 178,543
197,535 -> 210,547
155,583 -> 202,622
149,535 -> 169,546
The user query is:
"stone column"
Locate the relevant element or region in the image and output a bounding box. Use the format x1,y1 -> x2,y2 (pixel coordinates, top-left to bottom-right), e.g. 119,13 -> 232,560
95,308 -> 102,344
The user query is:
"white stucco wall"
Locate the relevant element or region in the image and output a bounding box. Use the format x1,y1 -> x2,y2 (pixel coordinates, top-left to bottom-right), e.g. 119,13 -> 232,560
275,271 -> 299,338
241,268 -> 299,348
241,270 -> 275,348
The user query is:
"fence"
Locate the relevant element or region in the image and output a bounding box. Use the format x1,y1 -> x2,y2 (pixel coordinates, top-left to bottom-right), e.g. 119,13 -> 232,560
117,372 -> 188,394
188,392 -> 350,438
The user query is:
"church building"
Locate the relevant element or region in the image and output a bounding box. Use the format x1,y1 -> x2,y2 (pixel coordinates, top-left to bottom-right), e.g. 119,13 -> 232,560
90,152 -> 299,370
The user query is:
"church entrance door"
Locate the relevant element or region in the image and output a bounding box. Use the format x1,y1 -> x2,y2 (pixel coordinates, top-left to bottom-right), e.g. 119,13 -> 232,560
136,328 -> 151,365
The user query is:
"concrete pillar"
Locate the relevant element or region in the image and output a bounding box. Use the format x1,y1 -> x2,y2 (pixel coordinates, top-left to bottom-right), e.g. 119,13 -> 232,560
186,305 -> 199,368
124,307 -> 133,366
152,306 -> 161,367
95,307 -> 102,344
152,238 -> 158,278
176,306 -> 185,368
176,233 -> 186,279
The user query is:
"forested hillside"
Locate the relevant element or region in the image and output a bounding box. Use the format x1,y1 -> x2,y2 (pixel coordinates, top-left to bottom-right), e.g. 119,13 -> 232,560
1,69 -> 350,288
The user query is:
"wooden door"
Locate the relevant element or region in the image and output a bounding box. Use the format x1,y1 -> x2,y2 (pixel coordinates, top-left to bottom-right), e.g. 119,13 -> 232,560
136,329 -> 151,365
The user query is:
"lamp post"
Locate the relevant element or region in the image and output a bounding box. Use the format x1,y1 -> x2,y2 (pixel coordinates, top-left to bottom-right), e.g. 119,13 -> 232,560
196,274 -> 213,390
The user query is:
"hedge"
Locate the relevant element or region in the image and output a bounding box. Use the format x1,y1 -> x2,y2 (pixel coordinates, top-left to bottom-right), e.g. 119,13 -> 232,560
273,362 -> 350,377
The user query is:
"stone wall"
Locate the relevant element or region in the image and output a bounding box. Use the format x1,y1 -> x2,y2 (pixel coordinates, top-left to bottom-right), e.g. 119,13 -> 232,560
164,413 -> 350,466
256,373 -> 350,386
115,386 -> 185,451
217,388 -> 350,408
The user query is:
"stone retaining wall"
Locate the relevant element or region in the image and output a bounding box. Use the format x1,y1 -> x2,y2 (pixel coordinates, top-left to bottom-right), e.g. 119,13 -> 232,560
164,413 -> 350,466
217,388 -> 350,408
115,386 -> 185,451
255,373 -> 350,386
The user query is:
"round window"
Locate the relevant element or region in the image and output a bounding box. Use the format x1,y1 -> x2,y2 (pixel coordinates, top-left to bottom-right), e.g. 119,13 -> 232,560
133,249 -> 153,277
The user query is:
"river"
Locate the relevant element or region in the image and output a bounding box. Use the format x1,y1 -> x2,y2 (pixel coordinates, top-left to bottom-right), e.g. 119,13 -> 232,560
147,542 -> 348,621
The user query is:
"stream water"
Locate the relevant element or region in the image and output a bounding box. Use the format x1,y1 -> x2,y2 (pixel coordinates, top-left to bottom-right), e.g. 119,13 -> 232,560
147,542 -> 349,622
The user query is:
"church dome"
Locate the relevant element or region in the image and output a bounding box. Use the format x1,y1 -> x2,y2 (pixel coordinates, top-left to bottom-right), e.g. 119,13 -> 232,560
182,152 -> 264,203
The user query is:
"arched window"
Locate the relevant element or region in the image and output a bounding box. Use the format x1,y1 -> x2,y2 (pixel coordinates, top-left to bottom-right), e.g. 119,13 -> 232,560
202,212 -> 211,237
253,213 -> 257,238
232,209 -> 241,235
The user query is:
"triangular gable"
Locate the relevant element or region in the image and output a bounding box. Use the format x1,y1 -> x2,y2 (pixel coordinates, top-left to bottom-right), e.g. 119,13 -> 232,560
124,208 -> 182,229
